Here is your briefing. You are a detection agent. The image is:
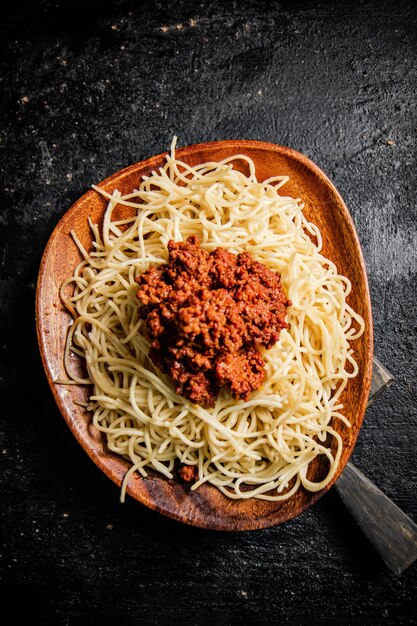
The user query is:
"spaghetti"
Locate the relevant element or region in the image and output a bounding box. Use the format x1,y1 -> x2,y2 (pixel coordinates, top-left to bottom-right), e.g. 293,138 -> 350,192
60,139 -> 365,502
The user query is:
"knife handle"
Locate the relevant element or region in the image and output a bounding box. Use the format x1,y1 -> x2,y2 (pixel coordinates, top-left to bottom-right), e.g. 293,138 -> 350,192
335,357 -> 417,574
335,462 -> 417,574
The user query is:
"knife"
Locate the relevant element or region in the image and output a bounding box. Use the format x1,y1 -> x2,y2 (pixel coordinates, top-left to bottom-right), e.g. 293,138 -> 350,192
335,357 -> 417,574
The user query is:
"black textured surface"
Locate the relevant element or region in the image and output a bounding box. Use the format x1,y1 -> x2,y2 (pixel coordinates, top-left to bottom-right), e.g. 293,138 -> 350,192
1,1 -> 416,624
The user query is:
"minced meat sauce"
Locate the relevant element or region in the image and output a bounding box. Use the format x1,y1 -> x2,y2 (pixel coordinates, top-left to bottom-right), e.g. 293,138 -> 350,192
136,236 -> 290,407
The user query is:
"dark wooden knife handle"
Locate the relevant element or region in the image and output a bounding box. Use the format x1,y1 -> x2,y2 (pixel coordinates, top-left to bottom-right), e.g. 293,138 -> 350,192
335,463 -> 417,574
335,357 -> 417,574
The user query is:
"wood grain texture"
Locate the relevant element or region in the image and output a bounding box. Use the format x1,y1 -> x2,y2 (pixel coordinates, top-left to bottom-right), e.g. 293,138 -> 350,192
36,140 -> 373,530
335,463 -> 417,575
335,360 -> 417,575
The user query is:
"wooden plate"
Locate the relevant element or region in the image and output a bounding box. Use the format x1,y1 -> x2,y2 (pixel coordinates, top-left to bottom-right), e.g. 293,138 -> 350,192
36,140 -> 373,530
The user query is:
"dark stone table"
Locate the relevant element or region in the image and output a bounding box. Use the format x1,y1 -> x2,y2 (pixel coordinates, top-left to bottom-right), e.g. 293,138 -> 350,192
1,1 -> 416,623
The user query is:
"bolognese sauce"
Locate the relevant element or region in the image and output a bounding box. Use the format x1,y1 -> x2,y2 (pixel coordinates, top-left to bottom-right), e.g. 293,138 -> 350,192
136,236 -> 289,406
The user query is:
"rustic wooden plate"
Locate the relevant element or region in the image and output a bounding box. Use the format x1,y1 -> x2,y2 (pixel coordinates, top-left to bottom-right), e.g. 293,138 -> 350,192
36,140 -> 373,530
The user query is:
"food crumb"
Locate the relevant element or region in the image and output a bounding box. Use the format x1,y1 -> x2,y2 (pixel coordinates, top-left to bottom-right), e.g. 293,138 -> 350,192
62,512 -> 70,518
20,96 -> 29,104
106,523 -> 114,530
161,25 -> 169,32
178,465 -> 199,483
386,139 -> 396,146
111,24 -> 118,31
